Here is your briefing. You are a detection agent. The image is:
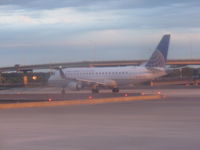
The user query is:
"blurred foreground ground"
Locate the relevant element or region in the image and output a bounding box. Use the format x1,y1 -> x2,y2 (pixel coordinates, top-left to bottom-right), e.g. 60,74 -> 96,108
0,87 -> 200,150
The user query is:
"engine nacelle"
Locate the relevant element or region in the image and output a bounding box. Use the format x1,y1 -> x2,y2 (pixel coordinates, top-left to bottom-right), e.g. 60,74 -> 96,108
67,81 -> 83,91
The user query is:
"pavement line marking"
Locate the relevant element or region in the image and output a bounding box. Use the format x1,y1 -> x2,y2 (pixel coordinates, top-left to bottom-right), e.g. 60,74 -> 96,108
0,95 -> 164,109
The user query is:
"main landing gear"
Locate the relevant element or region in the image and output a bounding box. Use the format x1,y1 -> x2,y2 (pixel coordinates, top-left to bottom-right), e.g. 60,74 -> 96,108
91,88 -> 99,94
112,88 -> 119,93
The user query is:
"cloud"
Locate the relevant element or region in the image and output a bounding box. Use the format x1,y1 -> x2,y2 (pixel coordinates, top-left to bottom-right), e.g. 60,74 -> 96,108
0,0 -> 200,66
0,0 -> 199,10
0,0 -> 199,31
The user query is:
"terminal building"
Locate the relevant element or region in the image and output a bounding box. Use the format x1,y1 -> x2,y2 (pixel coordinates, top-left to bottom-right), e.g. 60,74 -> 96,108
0,59 -> 199,87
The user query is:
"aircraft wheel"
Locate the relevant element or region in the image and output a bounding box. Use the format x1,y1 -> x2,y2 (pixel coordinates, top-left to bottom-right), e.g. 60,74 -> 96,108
92,88 -> 99,93
112,88 -> 119,93
61,88 -> 66,94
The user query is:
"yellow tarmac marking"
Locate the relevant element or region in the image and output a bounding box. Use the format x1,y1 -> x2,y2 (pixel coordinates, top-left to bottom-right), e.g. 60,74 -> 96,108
0,95 -> 164,109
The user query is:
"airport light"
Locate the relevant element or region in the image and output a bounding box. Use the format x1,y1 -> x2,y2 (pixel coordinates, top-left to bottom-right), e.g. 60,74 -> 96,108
32,75 -> 38,80
48,98 -> 52,102
88,96 -> 93,99
140,92 -> 145,96
157,91 -> 161,95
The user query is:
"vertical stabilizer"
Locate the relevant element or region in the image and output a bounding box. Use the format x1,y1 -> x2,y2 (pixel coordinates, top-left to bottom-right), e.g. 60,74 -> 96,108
145,34 -> 170,68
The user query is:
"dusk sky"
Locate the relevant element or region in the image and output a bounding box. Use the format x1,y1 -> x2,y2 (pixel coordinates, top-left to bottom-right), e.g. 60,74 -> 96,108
0,0 -> 200,66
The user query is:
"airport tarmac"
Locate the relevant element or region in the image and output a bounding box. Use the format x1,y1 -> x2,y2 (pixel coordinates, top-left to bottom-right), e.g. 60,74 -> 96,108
0,87 -> 200,150
0,86 -> 199,101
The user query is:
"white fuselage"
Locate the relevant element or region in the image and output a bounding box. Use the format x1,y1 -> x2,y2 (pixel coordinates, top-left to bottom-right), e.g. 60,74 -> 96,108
48,66 -> 166,89
48,34 -> 170,91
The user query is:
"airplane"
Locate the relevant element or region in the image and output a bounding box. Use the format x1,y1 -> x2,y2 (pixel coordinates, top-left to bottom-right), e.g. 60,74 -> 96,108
48,34 -> 170,94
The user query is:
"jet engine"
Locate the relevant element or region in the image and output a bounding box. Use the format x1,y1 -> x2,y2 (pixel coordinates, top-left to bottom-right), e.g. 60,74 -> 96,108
67,81 -> 83,90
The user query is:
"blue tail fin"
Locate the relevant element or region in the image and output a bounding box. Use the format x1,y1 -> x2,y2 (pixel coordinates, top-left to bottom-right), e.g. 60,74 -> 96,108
145,34 -> 170,68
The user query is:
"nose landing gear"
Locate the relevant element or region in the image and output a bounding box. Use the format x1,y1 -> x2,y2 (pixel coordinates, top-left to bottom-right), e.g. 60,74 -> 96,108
61,87 -> 66,94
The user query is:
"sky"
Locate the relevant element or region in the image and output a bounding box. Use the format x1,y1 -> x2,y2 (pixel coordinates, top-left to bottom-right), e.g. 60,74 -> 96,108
0,0 -> 200,66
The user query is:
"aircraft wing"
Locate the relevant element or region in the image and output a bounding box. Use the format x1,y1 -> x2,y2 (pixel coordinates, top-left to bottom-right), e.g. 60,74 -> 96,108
74,78 -> 106,86
59,67 -> 116,87
60,72 -> 116,87
70,78 -> 117,87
